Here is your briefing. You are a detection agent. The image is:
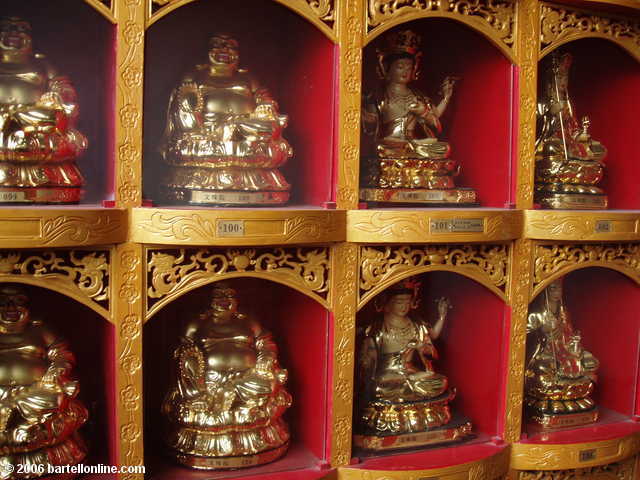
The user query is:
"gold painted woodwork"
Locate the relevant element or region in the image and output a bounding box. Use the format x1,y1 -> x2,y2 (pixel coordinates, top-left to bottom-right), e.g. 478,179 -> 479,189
517,455 -> 637,479
115,0 -> 145,208
359,243 -> 510,310
504,239 -> 534,443
336,0 -> 365,209
85,0 -> 116,22
525,211 -> 640,241
146,0 -> 337,42
348,210 -> 522,243
145,246 -> 331,320
540,2 -> 640,61
365,0 -> 516,63
330,243 -> 358,467
532,243 -> 640,299
130,208 -> 345,245
337,445 -> 510,479
0,209 -> 127,248
511,433 -> 640,470
0,249 -> 110,321
113,243 -> 145,480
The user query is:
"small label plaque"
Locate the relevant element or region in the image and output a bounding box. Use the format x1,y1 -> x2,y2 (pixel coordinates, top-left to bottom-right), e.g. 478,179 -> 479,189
430,218 -> 484,233
216,220 -> 245,237
396,191 -> 445,202
579,448 -> 597,462
594,220 -> 613,233
0,191 -> 25,202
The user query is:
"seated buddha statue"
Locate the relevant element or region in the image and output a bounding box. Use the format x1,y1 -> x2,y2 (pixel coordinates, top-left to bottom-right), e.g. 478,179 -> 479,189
161,34 -> 293,206
0,285 -> 88,477
0,17 -> 86,204
360,29 -> 477,205
535,52 -> 607,209
354,278 -> 472,452
525,279 -> 599,429
162,283 -> 292,469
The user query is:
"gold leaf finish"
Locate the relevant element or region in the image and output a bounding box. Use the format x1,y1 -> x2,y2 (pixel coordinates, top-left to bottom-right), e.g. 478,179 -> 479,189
348,210 -> 522,243
525,211 -> 640,241
540,3 -> 640,61
131,209 -> 345,245
518,455 -> 636,479
512,433 -> 640,470
0,249 -> 110,318
359,244 -> 509,309
532,243 -> 640,298
146,246 -> 331,318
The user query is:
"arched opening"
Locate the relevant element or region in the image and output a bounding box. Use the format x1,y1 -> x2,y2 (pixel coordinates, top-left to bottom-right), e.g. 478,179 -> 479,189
143,0 -> 337,208
143,277 -> 330,477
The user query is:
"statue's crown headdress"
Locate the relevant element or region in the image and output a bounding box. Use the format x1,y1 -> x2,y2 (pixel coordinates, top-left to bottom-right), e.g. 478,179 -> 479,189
381,29 -> 421,57
211,282 -> 237,299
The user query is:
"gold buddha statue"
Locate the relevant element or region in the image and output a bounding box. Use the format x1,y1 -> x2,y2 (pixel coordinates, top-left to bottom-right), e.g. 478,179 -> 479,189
0,17 -> 86,204
525,279 -> 599,429
360,30 -> 477,205
0,285 -> 88,477
161,34 -> 293,206
162,283 -> 292,469
535,52 -> 607,209
354,278 -> 472,452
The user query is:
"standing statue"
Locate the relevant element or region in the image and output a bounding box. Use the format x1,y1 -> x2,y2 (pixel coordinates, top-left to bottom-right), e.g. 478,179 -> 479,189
535,52 -> 607,209
0,17 -> 86,204
525,279 -> 599,429
162,283 -> 292,469
161,34 -> 293,206
354,278 -> 472,452
360,29 -> 477,205
0,285 -> 88,478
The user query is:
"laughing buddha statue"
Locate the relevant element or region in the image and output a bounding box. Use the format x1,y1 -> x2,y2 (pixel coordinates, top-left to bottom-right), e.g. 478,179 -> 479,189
359,29 -> 477,205
162,283 -> 292,469
354,278 -> 472,452
0,285 -> 87,478
525,279 -> 599,429
0,17 -> 86,204
161,34 -> 293,205
535,52 -> 608,209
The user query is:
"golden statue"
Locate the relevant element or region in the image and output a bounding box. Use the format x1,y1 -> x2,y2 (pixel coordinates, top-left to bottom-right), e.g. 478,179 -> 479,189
162,283 -> 292,469
0,18 -> 86,204
161,34 -> 293,206
0,285 -> 88,477
535,52 -> 607,209
354,278 -> 472,452
525,279 -> 599,429
360,30 -> 477,205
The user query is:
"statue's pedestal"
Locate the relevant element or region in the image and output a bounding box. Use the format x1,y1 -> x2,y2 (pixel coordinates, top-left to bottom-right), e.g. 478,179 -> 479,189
526,394 -> 599,430
0,186 -> 83,204
535,192 -> 608,209
173,442 -> 290,470
360,187 -> 478,206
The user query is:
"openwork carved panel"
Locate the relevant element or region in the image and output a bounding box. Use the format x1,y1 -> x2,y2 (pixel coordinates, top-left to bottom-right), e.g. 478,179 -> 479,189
0,250 -> 109,311
359,244 -> 509,307
518,457 -> 636,480
540,3 -> 640,59
146,247 -> 330,316
367,0 -> 515,49
533,243 -> 640,297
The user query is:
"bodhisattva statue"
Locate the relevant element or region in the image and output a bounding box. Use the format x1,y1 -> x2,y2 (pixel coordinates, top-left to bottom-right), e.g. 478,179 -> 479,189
354,278 -> 472,452
0,285 -> 87,478
525,279 -> 599,429
162,283 -> 292,469
161,34 -> 293,206
535,52 -> 607,209
359,29 -> 478,205
0,17 -> 86,204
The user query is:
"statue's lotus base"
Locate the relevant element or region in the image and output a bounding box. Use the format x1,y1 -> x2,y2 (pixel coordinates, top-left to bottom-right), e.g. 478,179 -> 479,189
526,394 -> 598,429
0,186 -> 82,204
354,416 -> 473,453
164,188 -> 289,205
172,442 -> 289,471
360,187 -> 478,206
535,192 -> 608,209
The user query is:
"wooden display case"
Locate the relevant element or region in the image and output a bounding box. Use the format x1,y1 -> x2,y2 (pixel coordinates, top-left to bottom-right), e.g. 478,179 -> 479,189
0,0 -> 640,479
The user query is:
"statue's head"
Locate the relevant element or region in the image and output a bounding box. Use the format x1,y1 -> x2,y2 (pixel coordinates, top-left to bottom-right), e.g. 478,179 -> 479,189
546,278 -> 564,302
0,284 -> 31,332
0,17 -> 33,61
377,30 -> 422,83
209,282 -> 239,317
208,34 -> 239,74
376,277 -> 421,315
544,51 -> 572,97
